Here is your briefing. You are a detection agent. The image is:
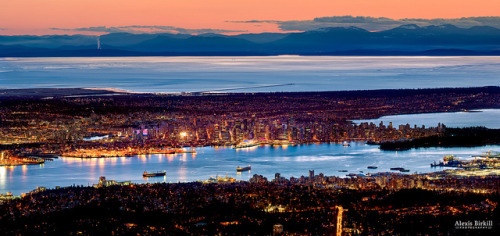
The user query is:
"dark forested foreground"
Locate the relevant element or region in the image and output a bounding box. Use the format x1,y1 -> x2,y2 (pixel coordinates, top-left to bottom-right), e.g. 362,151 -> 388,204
0,181 -> 498,235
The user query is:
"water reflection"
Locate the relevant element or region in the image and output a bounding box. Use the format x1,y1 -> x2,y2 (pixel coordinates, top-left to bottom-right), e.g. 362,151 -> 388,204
181,154 -> 187,162
143,175 -> 167,184
4,56 -> 500,93
1,143 -> 499,195
0,167 -> 6,189
178,165 -> 187,182
98,158 -> 105,168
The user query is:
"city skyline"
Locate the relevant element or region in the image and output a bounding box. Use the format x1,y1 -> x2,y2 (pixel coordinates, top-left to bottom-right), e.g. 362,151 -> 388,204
1,0 -> 500,35
1,1 -> 499,234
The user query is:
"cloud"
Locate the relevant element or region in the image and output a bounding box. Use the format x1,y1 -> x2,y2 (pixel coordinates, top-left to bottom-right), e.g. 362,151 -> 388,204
50,26 -> 245,35
227,20 -> 279,24
0,28 -> 7,30
232,16 -> 500,32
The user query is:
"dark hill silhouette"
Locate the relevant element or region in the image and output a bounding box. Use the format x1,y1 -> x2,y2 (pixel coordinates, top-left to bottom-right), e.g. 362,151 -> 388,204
1,25 -> 500,56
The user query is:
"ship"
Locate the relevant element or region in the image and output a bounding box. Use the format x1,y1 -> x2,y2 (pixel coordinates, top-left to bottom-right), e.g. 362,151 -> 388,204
474,150 -> 500,159
20,157 -> 45,165
399,169 -> 410,172
233,141 -> 259,149
390,167 -> 404,171
237,165 -> 251,172
143,170 -> 166,177
367,166 -> 378,169
431,155 -> 464,168
203,174 -> 236,184
175,148 -> 196,153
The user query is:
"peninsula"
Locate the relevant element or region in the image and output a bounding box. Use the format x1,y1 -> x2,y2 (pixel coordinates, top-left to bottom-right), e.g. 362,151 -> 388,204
1,87 -> 499,158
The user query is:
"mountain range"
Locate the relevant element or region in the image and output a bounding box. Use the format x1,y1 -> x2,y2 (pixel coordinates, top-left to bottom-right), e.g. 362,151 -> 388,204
1,24 -> 500,56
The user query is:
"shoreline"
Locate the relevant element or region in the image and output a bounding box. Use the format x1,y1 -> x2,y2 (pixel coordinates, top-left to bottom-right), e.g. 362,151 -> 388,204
1,85 -> 499,97
2,52 -> 500,58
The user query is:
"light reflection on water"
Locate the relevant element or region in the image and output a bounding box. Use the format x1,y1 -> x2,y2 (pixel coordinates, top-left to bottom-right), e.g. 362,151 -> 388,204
0,167 -> 6,190
1,143 -> 498,195
1,56 -> 499,92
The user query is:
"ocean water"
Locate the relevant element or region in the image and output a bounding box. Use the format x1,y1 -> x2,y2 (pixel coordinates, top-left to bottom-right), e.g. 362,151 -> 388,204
1,56 -> 499,92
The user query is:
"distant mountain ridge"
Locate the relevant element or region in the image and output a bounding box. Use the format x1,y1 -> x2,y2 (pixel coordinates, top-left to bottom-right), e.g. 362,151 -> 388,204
1,24 -> 500,56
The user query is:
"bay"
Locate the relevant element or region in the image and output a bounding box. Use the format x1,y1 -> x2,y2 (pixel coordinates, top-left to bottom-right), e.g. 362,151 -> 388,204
1,143 -> 498,195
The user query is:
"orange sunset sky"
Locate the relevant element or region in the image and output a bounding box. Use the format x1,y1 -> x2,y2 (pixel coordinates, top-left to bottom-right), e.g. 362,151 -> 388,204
1,0 -> 499,35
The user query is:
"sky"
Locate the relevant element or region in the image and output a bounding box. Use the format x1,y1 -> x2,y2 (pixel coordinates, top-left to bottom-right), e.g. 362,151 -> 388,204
1,0 -> 500,35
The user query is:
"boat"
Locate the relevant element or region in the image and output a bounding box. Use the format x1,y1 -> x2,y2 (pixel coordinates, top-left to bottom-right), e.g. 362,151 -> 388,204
176,148 -> 196,153
143,170 -> 166,177
390,167 -> 404,171
338,170 -> 348,172
399,169 -> 410,172
203,174 -> 236,183
236,165 -> 251,172
430,161 -> 443,167
21,157 -> 45,165
431,155 -> 464,168
233,141 -> 259,149
367,166 -> 378,169
343,141 -> 350,147
475,150 -> 500,159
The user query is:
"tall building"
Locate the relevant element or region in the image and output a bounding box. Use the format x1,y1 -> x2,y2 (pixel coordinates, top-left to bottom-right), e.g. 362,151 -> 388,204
309,170 -> 314,181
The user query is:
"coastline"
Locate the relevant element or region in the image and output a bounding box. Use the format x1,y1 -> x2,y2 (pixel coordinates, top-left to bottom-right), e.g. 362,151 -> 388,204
4,143 -> 500,194
5,153 -> 499,196
2,85 -> 499,97
2,50 -> 500,58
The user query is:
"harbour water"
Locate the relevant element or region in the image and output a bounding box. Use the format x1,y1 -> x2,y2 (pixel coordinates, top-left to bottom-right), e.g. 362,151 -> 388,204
1,143 -> 499,195
1,56 -> 499,93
